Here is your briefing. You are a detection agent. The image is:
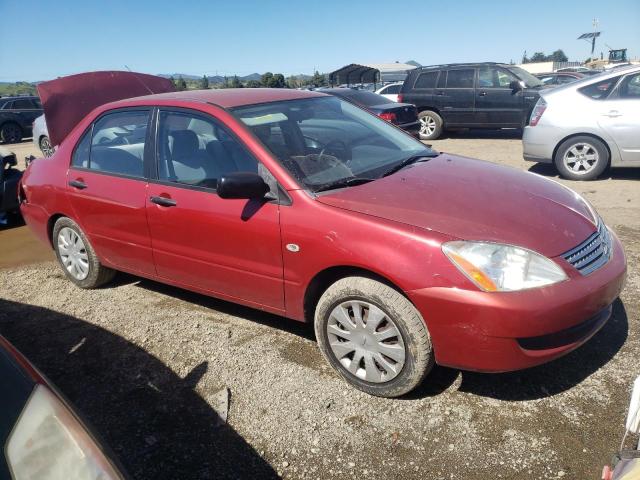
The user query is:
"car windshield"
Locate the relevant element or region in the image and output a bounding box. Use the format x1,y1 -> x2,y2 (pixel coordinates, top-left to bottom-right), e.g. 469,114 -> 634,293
507,66 -> 544,88
232,96 -> 436,192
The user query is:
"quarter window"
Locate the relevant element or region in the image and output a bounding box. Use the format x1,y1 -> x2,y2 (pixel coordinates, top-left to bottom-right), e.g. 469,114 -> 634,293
87,110 -> 150,177
579,77 -> 620,100
446,69 -> 475,88
413,72 -> 438,89
12,99 -> 34,109
157,110 -> 259,190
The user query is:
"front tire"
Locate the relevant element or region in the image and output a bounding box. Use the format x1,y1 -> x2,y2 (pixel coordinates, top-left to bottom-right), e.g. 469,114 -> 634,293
418,110 -> 443,140
554,136 -> 609,181
53,217 -> 115,288
39,135 -> 55,157
1,122 -> 23,143
314,276 -> 434,398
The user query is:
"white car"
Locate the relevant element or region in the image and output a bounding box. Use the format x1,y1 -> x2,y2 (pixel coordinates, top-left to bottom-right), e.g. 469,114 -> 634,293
523,65 -> 640,180
374,82 -> 403,102
32,114 -> 54,157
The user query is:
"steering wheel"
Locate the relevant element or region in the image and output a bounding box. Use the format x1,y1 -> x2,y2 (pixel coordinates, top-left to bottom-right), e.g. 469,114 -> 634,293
319,139 -> 351,163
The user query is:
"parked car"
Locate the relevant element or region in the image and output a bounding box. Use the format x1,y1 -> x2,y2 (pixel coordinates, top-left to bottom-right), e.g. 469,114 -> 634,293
21,71 -> 626,398
556,67 -> 601,75
33,114 -> 54,157
0,334 -> 125,479
523,64 -> 640,180
323,88 -> 419,133
535,72 -> 589,86
0,95 -> 43,143
375,82 -> 404,102
0,146 -> 22,224
399,62 -> 545,140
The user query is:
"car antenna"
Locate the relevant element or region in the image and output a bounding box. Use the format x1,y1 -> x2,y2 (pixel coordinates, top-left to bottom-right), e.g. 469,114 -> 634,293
124,65 -> 155,95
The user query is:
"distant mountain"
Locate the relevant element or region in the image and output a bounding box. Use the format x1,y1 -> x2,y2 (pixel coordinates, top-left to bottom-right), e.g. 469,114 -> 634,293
158,72 -> 265,84
157,73 -> 201,81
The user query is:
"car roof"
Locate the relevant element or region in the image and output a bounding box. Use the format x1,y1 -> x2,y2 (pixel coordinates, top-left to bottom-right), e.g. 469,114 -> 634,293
111,88 -> 326,109
416,62 -> 511,71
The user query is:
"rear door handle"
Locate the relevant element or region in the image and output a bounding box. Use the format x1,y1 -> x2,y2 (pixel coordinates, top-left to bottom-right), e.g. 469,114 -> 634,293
478,91 -> 487,97
150,196 -> 177,207
604,110 -> 622,118
68,180 -> 87,189
435,91 -> 445,96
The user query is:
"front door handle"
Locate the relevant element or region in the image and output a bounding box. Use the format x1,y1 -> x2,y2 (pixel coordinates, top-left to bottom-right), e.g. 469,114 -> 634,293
68,180 -> 87,189
435,91 -> 445,96
150,196 -> 177,207
478,91 -> 487,97
604,110 -> 622,118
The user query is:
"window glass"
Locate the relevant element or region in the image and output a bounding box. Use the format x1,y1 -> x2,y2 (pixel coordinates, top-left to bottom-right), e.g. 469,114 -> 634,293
414,72 -> 438,89
556,75 -> 575,84
446,69 -> 475,88
88,110 -> 149,177
2,101 -> 14,110
579,77 -> 620,100
538,76 -> 555,85
619,73 -> 640,99
478,67 -> 516,88
12,99 -> 33,109
436,71 -> 447,88
72,129 -> 92,168
384,84 -> 401,94
335,90 -> 386,107
232,96 -> 435,192
32,98 -> 43,108
157,110 -> 259,189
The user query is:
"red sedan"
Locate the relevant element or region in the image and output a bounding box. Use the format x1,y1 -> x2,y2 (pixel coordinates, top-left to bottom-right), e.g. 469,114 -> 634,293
20,71 -> 627,397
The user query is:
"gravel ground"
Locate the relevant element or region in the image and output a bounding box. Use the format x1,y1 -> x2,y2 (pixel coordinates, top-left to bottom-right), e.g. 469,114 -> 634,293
0,134 -> 639,479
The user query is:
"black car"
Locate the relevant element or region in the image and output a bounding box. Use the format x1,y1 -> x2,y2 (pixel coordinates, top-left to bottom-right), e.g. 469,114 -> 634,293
0,334 -> 125,479
399,62 -> 545,139
322,88 -> 419,133
0,147 -> 22,223
0,95 -> 43,143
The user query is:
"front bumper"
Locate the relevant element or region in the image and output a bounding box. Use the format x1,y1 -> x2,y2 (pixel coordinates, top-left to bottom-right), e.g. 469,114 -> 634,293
407,229 -> 627,372
398,120 -> 420,134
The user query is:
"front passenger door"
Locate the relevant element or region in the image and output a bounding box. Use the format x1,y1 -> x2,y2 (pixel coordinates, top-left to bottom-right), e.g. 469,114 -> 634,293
475,66 -> 523,126
146,108 -> 285,311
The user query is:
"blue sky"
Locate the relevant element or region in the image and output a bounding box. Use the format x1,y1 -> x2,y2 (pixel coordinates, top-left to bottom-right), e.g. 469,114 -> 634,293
1,0 -> 638,82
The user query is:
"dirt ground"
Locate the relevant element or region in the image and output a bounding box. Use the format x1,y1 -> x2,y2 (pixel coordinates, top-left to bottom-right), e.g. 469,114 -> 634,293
1,133 -> 638,480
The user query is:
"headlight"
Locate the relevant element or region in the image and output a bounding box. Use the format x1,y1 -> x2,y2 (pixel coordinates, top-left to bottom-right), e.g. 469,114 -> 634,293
7,385 -> 123,480
442,241 -> 568,292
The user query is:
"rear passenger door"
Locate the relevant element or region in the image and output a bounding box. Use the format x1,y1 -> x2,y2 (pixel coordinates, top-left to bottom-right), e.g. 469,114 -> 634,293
475,66 -> 523,127
146,108 -> 285,312
66,108 -> 156,276
435,68 -> 476,126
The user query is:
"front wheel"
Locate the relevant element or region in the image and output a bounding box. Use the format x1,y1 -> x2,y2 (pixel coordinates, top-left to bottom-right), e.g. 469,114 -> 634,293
314,277 -> 434,397
1,122 -> 23,143
53,217 -> 115,288
554,136 -> 609,181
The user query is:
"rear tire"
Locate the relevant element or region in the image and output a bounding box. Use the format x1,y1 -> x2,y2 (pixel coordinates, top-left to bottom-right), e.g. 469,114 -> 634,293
1,122 -> 23,144
53,217 -> 115,288
39,136 -> 55,157
418,110 -> 443,140
554,136 -> 609,181
314,276 -> 434,398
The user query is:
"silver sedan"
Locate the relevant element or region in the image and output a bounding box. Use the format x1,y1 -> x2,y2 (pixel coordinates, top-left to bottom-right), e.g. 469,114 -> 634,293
523,65 -> 640,180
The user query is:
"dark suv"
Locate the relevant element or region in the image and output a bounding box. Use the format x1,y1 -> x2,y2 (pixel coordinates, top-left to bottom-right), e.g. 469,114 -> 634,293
0,96 -> 43,143
399,63 -> 544,139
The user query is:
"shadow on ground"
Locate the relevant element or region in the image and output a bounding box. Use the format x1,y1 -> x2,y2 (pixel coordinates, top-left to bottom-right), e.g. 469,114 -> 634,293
528,162 -> 640,181
442,129 -> 523,140
0,298 -> 279,480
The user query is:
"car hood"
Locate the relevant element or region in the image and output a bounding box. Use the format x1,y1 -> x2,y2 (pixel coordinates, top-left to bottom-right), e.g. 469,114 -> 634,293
317,154 -> 597,257
37,71 -> 175,146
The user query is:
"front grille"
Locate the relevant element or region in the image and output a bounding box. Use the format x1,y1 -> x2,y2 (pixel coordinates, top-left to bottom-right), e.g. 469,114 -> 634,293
562,220 -> 612,275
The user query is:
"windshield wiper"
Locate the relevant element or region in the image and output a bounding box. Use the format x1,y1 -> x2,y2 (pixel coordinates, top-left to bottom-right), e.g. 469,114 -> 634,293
313,177 -> 375,193
381,153 -> 439,177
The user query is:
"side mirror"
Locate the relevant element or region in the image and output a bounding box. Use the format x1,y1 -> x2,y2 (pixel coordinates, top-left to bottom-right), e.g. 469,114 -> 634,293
509,80 -> 525,92
217,172 -> 270,200
626,376 -> 640,434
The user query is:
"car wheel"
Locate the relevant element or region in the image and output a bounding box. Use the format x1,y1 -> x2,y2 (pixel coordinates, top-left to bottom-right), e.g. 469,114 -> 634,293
554,136 -> 609,181
53,217 -> 115,288
0,122 -> 23,144
39,136 -> 55,157
418,110 -> 443,140
314,276 -> 434,398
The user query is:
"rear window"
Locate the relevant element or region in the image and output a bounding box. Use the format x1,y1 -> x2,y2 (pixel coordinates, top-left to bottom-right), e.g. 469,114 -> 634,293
446,69 -> 475,88
12,99 -> 34,109
340,90 -> 388,107
383,84 -> 401,94
579,76 -> 620,100
413,71 -> 438,89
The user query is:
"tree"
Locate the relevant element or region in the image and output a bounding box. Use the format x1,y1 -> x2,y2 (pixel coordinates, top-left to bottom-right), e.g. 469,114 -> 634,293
246,80 -> 262,88
272,73 -> 286,88
530,52 -> 547,63
230,76 -> 243,88
199,75 -> 209,89
550,49 -> 568,62
309,70 -> 327,87
521,51 -> 529,64
175,76 -> 187,91
261,72 -> 274,87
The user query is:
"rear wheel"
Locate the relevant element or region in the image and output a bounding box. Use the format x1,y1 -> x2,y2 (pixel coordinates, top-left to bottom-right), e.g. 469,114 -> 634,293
418,110 -> 443,140
1,122 -> 22,144
314,276 -> 434,397
554,136 -> 609,180
53,217 -> 115,288
39,136 -> 55,157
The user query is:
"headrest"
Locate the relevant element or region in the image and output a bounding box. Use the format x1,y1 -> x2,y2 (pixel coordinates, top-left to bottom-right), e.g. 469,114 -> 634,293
170,130 -> 199,159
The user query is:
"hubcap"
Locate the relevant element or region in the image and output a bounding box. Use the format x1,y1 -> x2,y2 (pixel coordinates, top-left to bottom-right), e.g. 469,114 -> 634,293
40,137 -> 54,157
419,116 -> 436,136
563,143 -> 599,174
57,227 -> 90,280
326,301 -> 406,383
